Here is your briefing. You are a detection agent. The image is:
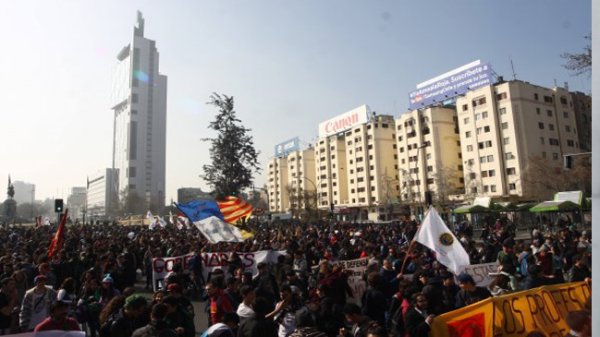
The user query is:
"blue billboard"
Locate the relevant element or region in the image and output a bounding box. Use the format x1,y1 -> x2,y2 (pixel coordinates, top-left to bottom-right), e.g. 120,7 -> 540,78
274,137 -> 300,157
409,61 -> 493,110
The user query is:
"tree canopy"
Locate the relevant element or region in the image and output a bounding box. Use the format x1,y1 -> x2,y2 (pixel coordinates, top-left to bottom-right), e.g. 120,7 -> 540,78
202,93 -> 260,200
562,34 -> 591,76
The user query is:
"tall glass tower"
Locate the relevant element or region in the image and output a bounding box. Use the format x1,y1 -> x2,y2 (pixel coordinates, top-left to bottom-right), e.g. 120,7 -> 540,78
110,11 -> 167,210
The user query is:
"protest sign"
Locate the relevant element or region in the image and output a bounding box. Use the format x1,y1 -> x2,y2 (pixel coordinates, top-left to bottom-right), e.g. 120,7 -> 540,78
152,250 -> 286,291
431,281 -> 591,337
313,258 -> 369,305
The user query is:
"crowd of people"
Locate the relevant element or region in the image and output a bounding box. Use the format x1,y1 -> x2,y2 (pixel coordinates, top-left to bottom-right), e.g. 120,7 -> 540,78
0,214 -> 592,337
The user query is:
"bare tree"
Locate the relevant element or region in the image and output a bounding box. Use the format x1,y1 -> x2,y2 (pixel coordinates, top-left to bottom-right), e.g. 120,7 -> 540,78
431,165 -> 463,205
562,34 -> 591,76
522,156 -> 591,201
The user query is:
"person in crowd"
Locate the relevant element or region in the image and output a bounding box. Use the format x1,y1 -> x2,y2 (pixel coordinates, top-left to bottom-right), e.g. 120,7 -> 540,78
19,275 -> 57,332
236,285 -> 256,323
105,295 -> 148,337
202,312 -> 239,337
99,275 -> 121,306
403,293 -> 433,337
238,297 -> 278,337
338,303 -> 373,337
224,277 -> 242,309
288,304 -> 327,337
37,263 -> 57,289
360,272 -> 387,326
455,273 -> 491,309
254,263 -> 280,307
567,254 -> 591,282
167,283 -> 194,317
34,300 -> 80,331
564,310 -> 591,337
266,284 -> 303,337
206,281 -> 234,326
163,295 -> 195,337
56,277 -> 77,318
132,303 -> 177,337
0,277 -> 18,335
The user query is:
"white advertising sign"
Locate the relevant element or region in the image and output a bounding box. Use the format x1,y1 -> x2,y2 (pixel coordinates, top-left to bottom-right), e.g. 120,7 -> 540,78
318,105 -> 369,138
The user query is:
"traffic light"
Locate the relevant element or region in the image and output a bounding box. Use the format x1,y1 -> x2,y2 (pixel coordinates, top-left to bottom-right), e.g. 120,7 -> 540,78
54,199 -> 64,213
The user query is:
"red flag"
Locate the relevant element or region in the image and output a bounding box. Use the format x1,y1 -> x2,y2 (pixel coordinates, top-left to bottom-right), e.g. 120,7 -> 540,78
48,209 -> 68,258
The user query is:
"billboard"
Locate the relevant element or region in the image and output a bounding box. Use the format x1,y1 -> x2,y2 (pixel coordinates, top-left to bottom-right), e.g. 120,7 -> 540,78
409,60 -> 493,110
318,105 -> 370,138
274,137 -> 300,157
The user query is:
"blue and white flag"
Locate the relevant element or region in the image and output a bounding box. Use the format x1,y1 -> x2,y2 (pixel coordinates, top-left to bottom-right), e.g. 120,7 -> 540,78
176,200 -> 245,243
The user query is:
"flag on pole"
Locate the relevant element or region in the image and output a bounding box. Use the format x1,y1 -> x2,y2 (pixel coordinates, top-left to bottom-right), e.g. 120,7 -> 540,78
216,196 -> 253,224
414,205 -> 470,274
147,211 -> 157,230
48,209 -> 68,258
175,199 -> 249,243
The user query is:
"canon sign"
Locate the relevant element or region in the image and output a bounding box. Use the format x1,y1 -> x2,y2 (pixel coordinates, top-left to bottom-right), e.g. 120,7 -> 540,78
318,105 -> 369,138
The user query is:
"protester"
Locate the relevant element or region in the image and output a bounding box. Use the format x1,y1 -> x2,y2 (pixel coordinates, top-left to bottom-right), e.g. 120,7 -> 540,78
34,300 -> 80,331
104,294 -> 148,337
339,303 -> 373,337
0,277 -> 18,335
132,303 -> 177,337
403,293 -> 433,337
19,274 -> 57,332
565,310 -> 591,337
454,273 -> 491,309
236,285 -> 256,322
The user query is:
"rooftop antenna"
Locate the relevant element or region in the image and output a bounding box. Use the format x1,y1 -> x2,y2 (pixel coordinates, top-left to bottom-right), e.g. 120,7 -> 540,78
554,79 -> 558,88
510,57 -> 517,80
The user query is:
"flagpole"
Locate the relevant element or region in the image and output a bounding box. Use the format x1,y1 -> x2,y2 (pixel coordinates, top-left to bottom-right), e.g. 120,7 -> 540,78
398,205 -> 431,275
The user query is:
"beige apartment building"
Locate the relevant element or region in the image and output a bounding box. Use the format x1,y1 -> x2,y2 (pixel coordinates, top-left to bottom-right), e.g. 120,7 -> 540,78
456,80 -> 582,199
395,107 -> 464,206
316,107 -> 398,220
266,148 -> 316,214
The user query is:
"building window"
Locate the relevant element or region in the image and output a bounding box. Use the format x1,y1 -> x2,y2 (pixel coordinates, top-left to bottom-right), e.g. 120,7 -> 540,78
563,111 -> 569,118
505,152 -> 515,160
534,93 -> 539,100
503,137 -> 509,145
506,167 -> 516,175
487,155 -> 494,162
484,126 -> 490,133
491,185 -> 497,192
467,145 -> 473,152
553,153 -> 559,160
501,122 -> 508,130
549,138 -> 560,146
499,107 -> 506,115
509,183 -> 516,190
465,131 -> 472,138
426,153 -> 431,160
536,108 -> 541,114
560,96 -> 568,105
565,125 -> 571,132
567,140 -> 574,147
427,166 -> 433,172
540,137 -> 545,145
549,124 -> 554,131
462,104 -> 468,111
547,110 -> 553,117
464,117 -> 470,124
538,122 -> 544,129
496,92 -> 507,100
544,96 -> 553,103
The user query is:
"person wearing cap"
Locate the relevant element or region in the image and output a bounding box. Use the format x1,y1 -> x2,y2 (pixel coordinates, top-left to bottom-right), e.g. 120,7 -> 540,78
167,283 -> 194,317
454,273 -> 491,309
34,300 -> 80,332
109,295 -> 149,337
19,275 -> 57,332
100,275 -> 121,306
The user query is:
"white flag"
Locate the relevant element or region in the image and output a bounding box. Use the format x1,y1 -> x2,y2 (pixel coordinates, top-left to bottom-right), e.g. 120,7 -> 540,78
158,216 -> 167,228
193,216 -> 245,243
147,211 -> 157,230
414,206 -> 470,274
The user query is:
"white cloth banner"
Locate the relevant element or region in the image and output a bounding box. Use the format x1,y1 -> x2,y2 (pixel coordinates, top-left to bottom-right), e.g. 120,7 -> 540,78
403,261 -> 499,287
9,331 -> 85,337
152,250 -> 286,291
414,206 -> 470,274
193,216 -> 245,243
312,258 -> 369,306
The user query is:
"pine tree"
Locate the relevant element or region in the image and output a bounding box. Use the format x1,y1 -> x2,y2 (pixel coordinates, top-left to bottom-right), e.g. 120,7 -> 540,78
202,93 -> 260,199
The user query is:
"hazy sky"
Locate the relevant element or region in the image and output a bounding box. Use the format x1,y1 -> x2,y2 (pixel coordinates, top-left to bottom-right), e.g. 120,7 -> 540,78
0,0 -> 591,204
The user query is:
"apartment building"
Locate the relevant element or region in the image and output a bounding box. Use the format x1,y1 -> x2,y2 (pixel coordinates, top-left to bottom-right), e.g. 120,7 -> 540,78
267,148 -> 316,214
571,91 -> 592,152
396,106 -> 464,205
456,80 -> 582,199
315,105 -> 399,220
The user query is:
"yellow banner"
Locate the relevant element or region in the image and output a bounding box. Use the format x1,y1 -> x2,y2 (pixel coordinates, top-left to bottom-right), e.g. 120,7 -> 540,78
430,282 -> 591,337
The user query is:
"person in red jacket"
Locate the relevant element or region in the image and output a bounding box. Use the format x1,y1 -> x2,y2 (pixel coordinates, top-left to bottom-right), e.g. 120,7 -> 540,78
206,281 -> 234,325
34,301 -> 80,332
